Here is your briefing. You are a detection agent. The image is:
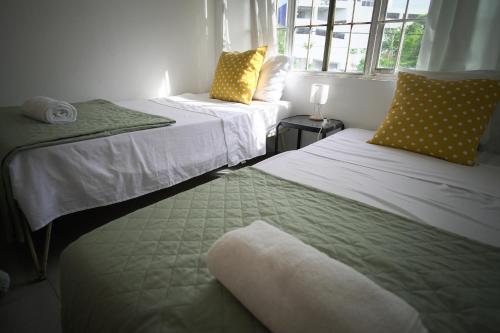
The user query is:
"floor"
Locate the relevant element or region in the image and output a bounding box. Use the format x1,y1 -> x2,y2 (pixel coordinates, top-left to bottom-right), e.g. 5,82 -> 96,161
0,158 -> 264,333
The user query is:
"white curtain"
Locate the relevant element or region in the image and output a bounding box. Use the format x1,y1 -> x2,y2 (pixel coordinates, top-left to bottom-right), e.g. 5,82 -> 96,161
250,0 -> 278,55
221,0 -> 232,51
417,0 -> 500,71
221,0 -> 277,55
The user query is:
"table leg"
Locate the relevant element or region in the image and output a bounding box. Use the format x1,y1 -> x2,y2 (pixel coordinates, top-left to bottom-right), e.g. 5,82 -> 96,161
322,131 -> 327,139
297,129 -> 302,149
274,123 -> 281,155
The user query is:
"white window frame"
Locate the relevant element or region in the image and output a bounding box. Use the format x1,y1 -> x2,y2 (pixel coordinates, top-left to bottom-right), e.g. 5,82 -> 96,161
279,0 -> 430,76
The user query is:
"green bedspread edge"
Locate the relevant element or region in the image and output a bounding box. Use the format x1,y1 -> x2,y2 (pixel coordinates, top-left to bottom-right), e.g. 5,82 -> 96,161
0,99 -> 175,242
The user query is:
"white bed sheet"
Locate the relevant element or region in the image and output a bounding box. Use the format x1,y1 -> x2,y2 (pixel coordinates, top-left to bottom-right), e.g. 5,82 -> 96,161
255,128 -> 500,247
9,94 -> 291,231
155,94 -> 291,166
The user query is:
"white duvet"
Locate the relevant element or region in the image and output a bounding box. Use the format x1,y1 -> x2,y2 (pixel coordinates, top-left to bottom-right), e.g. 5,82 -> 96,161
255,129 -> 500,247
9,94 -> 291,231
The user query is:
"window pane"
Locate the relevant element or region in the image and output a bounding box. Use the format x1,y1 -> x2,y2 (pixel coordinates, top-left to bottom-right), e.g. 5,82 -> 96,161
360,0 -> 375,7
406,0 -> 430,19
312,0 -> 330,25
399,20 -> 425,69
308,27 -> 326,70
295,0 -> 313,26
329,25 -> 351,72
277,29 -> 288,55
277,0 -> 288,27
334,0 -> 354,24
353,0 -> 374,22
346,24 -> 370,73
292,26 -> 311,70
377,22 -> 402,69
385,0 -> 408,20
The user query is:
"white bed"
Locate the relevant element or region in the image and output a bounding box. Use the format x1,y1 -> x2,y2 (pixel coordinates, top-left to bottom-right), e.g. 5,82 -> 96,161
9,93 -> 291,232
255,128 -> 500,247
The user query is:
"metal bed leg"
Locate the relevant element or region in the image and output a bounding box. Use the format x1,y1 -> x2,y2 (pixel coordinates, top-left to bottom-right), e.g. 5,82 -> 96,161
22,221 -> 52,280
22,221 -> 42,278
41,223 -> 53,279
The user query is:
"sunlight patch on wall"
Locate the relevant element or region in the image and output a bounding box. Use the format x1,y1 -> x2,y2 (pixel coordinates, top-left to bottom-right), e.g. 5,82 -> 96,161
157,71 -> 171,98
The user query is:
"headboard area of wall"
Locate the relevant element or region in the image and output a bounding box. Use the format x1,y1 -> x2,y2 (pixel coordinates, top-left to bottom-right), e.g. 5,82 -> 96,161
283,72 -> 397,131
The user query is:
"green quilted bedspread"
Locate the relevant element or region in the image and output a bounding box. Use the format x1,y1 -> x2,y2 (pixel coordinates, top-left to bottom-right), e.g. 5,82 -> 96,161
60,167 -> 500,333
0,99 -> 175,241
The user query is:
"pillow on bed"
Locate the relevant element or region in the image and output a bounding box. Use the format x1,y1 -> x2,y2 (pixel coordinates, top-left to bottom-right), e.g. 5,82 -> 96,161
210,46 -> 267,104
368,72 -> 500,166
253,55 -> 290,102
398,68 -> 500,147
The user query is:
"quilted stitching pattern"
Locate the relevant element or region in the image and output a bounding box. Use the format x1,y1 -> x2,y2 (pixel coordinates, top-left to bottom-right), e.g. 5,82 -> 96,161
61,168 -> 500,333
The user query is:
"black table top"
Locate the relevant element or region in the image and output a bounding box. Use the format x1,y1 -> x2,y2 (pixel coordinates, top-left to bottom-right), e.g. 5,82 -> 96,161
279,115 -> 344,132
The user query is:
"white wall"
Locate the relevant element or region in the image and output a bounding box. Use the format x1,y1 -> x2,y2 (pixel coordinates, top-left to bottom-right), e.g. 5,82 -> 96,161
0,0 -> 215,106
1,0 -> 396,134
284,72 -> 396,130
279,72 -> 396,149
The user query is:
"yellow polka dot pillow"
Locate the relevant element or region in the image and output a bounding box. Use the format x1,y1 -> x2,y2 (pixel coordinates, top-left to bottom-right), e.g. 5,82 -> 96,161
368,72 -> 500,165
210,46 -> 267,104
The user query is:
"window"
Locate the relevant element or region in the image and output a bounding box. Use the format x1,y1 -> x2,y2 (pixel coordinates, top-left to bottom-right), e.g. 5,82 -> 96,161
277,0 -> 431,74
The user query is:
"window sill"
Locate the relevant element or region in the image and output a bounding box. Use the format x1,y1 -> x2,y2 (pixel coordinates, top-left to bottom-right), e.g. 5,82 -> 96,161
288,70 -> 397,82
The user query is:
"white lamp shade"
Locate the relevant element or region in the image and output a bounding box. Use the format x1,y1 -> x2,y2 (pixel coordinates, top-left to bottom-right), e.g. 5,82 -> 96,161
309,83 -> 329,105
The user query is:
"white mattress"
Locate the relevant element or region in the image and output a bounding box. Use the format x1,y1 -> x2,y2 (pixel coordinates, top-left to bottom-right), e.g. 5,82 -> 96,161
9,94 -> 291,231
255,128 -> 500,247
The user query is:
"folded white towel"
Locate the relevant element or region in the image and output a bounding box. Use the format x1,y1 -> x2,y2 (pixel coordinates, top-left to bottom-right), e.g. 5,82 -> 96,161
22,96 -> 77,124
207,220 -> 427,333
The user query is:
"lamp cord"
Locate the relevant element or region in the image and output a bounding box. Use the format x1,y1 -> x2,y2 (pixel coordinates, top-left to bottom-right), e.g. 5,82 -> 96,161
316,105 -> 328,141
317,127 -> 322,141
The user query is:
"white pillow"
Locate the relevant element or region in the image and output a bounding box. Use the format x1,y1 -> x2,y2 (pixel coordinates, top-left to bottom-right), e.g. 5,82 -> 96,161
397,68 -> 500,148
253,55 -> 290,102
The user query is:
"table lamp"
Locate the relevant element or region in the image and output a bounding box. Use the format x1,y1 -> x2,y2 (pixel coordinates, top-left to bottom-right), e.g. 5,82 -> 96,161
309,83 -> 329,121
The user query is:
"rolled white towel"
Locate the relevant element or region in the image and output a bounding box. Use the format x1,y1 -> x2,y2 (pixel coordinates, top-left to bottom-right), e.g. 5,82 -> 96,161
207,220 -> 427,333
22,96 -> 77,124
